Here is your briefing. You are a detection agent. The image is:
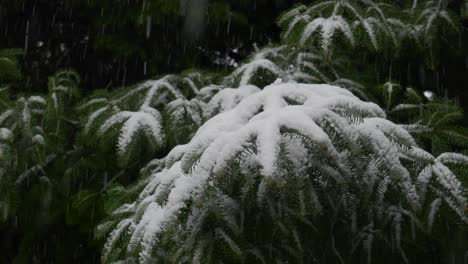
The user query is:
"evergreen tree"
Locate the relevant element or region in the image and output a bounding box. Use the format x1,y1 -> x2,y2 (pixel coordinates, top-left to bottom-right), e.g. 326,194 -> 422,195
96,1 -> 468,263
99,82 -> 468,263
0,0 -> 467,263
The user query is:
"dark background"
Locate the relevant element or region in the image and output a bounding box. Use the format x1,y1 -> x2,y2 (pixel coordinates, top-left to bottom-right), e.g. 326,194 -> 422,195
0,0 -> 305,92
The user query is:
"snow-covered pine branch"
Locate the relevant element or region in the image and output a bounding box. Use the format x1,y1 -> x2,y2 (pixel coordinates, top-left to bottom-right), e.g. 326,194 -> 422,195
100,82 -> 467,263
222,45 -> 367,102
278,0 -> 391,55
390,88 -> 468,155
203,85 -> 260,118
278,0 -> 460,62
223,46 -> 288,88
0,95 -> 46,139
80,74 -> 215,166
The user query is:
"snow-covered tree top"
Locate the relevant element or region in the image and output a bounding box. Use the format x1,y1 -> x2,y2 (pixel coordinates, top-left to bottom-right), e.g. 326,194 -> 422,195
100,82 -> 467,263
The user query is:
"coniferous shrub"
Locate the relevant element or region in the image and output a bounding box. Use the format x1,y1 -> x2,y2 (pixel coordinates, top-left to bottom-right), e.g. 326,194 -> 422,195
92,1 -> 468,263
0,0 -> 466,263
99,82 -> 467,263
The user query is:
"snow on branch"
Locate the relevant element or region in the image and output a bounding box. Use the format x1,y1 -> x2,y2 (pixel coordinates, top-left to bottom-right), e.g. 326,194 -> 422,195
80,74 -> 213,165
101,82 -> 467,263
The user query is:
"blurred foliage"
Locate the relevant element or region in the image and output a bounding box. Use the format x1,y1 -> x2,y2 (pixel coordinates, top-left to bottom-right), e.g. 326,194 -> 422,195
0,49 -> 22,84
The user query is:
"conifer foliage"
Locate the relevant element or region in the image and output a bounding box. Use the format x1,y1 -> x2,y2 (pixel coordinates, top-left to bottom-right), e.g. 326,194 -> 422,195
79,73 -> 213,166
0,0 -> 467,263
94,1 -> 467,263
391,88 -> 468,156
0,70 -> 80,222
99,82 -> 467,263
278,0 -> 460,61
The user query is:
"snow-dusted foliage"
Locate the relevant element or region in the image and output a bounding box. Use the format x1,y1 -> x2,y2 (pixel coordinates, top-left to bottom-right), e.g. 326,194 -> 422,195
80,48 -> 365,164
278,0 -> 390,54
203,85 -> 260,118
0,70 -> 81,221
278,0 -> 460,58
387,0 -> 459,55
0,71 -> 79,145
0,95 -> 46,137
389,87 -> 468,156
222,44 -> 367,101
79,74 -> 213,165
223,46 -> 288,88
100,82 -> 467,263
